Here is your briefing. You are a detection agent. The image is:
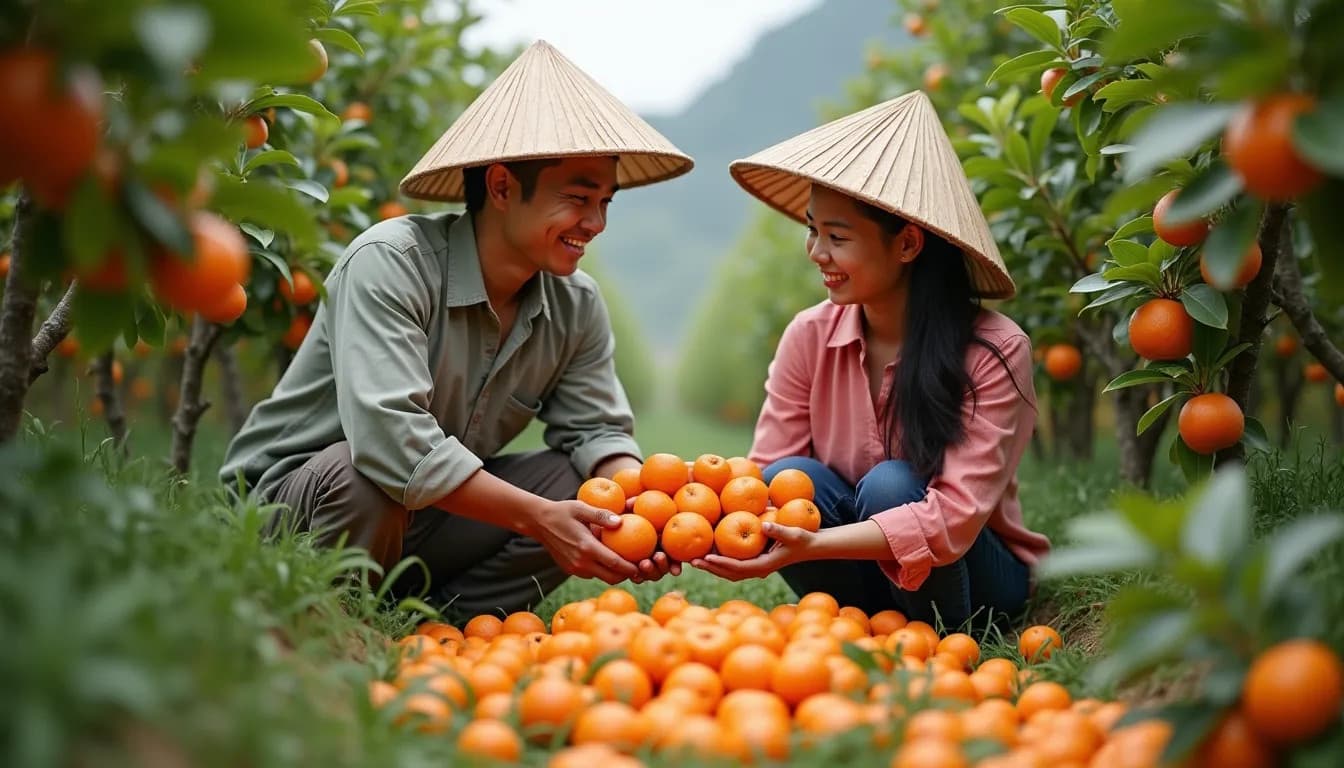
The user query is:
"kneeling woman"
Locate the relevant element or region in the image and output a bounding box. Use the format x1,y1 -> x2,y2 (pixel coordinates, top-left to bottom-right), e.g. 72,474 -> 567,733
695,91 -> 1050,630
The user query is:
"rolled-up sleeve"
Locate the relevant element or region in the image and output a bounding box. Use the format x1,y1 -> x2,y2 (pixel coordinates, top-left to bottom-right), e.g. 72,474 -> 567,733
539,289 -> 641,477
872,333 -> 1034,590
749,316 -> 814,467
328,241 -> 483,509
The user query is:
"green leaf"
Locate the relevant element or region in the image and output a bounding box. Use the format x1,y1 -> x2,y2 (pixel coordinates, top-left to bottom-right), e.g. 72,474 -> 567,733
1108,239 -> 1150,267
1028,111 -> 1056,164
195,0 -> 315,84
248,93 -> 339,123
332,0 -> 381,16
123,180 -> 193,256
1105,0 -> 1222,60
63,178 -> 122,268
71,291 -> 137,354
986,50 -> 1062,85
1172,436 -> 1214,483
1004,131 -> 1034,175
1299,181 -> 1344,302
1211,343 -> 1253,373
1104,263 -> 1162,286
1036,541 -> 1156,580
1120,103 -> 1241,183
1138,393 -> 1183,435
210,177 -> 319,249
1201,201 -> 1263,290
1242,416 -> 1271,453
1086,612 -> 1194,687
1154,702 -> 1225,765
1294,93 -> 1344,174
1115,493 -> 1190,552
1148,238 -> 1177,267
239,223 -> 275,249
1104,369 -> 1176,392
1114,215 -> 1154,240
1182,467 -> 1249,564
1261,515 -> 1344,605
1092,79 -> 1160,112
1180,284 -> 1228,330
284,179 -> 330,203
1003,8 -> 1062,48
242,149 -> 301,175
327,186 -> 374,208
1164,163 -> 1242,223
1071,272 -> 1114,293
1191,320 -> 1229,370
1083,283 -> 1146,312
963,156 -> 1009,178
256,251 -> 293,285
313,26 -> 365,56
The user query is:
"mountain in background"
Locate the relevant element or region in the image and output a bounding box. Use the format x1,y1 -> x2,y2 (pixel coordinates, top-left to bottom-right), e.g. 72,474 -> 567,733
596,0 -> 909,354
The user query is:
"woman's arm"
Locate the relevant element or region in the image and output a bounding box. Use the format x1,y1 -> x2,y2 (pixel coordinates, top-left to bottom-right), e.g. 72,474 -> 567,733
692,519 -> 892,581
748,316 -> 816,466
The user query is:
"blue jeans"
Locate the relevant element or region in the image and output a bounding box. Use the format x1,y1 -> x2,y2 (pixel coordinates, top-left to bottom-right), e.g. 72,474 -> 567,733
765,457 -> 1030,632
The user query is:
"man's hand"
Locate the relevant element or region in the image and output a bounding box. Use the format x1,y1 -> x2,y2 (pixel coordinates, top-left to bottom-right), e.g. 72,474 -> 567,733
691,522 -> 815,581
531,500 -> 640,584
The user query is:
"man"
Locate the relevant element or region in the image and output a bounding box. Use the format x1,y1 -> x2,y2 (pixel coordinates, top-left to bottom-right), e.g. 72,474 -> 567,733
219,40 -> 694,617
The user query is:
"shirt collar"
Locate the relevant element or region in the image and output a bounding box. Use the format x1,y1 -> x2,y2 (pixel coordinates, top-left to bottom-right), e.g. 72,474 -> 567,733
444,213 -> 552,321
826,303 -> 864,348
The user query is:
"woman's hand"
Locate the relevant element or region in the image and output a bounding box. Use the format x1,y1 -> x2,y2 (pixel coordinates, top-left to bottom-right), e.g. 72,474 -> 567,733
691,522 -> 816,581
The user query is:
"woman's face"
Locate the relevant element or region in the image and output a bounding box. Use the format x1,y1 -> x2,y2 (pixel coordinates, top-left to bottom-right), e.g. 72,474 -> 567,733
805,185 -> 921,306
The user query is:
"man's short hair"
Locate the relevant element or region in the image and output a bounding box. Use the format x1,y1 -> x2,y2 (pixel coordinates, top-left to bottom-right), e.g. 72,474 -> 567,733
463,159 -> 562,213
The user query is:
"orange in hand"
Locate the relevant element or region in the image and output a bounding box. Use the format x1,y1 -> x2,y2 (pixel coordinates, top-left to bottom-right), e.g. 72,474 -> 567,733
719,475 -> 770,516
674,482 -> 722,524
714,511 -> 767,559
726,456 -> 764,480
632,489 -> 678,532
612,466 -> 643,499
774,498 -> 821,532
767,468 -> 814,506
640,452 -> 688,495
601,514 -> 657,563
691,453 -> 734,494
661,512 -> 714,562
578,476 -> 626,515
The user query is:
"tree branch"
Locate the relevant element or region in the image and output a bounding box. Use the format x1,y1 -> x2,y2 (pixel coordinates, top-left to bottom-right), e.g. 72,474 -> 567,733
1272,230 -> 1344,385
170,315 -> 223,474
28,280 -> 78,385
0,193 -> 38,442
93,350 -> 128,452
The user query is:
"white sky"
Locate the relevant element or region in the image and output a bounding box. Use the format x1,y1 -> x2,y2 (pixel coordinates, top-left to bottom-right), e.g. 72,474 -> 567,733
461,0 -> 824,114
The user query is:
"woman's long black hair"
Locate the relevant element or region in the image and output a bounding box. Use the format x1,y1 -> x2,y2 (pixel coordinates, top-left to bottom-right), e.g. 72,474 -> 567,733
855,201 -> 1028,479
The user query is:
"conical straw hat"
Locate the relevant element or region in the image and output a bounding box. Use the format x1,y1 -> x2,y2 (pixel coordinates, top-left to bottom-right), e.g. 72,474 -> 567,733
728,90 -> 1015,299
400,40 -> 693,202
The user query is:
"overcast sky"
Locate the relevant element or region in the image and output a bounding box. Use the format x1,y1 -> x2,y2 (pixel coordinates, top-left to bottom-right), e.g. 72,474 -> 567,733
461,0 -> 824,115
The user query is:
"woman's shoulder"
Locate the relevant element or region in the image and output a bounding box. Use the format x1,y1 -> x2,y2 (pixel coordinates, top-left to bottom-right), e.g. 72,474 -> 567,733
781,300 -> 848,340
973,308 -> 1030,347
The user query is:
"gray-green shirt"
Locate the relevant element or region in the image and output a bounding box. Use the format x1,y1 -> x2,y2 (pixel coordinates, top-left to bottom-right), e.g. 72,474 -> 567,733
219,211 -> 642,510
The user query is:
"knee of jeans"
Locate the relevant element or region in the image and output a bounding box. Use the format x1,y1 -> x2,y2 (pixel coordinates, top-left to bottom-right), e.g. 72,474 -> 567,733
763,456 -> 828,484
855,460 -> 927,518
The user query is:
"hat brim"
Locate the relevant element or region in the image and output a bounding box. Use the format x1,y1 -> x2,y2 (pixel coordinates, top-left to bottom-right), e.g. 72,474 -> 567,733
401,149 -> 694,203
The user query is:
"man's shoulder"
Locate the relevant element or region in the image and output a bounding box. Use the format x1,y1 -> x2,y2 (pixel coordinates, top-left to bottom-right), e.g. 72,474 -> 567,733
540,268 -> 603,311
346,211 -> 456,257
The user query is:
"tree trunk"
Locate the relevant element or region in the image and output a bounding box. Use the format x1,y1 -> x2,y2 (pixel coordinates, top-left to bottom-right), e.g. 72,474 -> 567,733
169,315 -> 222,475
1114,385 -> 1169,489
0,194 -> 37,442
93,350 -> 128,452
215,342 -> 248,436
1064,367 -> 1097,460
1329,385 -> 1344,445
1273,356 -> 1304,448
159,351 -> 184,424
1217,203 -> 1289,467
1048,389 -> 1068,460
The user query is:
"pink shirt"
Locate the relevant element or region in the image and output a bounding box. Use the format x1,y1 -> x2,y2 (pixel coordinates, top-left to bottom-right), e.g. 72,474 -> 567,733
749,301 -> 1051,591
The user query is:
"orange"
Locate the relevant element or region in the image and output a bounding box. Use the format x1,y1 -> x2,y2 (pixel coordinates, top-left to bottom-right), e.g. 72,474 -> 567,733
1223,93 -> 1324,201
904,13 -> 928,36
632,490 -> 678,533
1044,344 -> 1083,382
551,600 -> 596,633
640,452 -> 688,495
774,498 -> 821,532
1178,392 -> 1245,455
663,661 -> 724,713
501,610 -> 547,635
1241,638 -> 1343,745
0,253 -> 8,279
906,621 -> 941,654
1305,362 -> 1328,383
725,456 -> 763,480
611,466 -> 643,499
1151,188 -> 1209,247
628,626 -> 689,683
304,39 -> 328,82
578,477 -> 627,515
548,743 -> 641,768
397,634 -> 442,660
1016,681 -> 1072,721
905,709 -> 963,741
1275,334 -> 1298,358
837,605 -> 870,631
378,200 -> 409,220
828,616 -> 868,643
572,700 -> 649,752
0,48 -> 102,210
199,283 -> 248,324
892,738 -> 968,768
282,313 -> 312,351
657,713 -> 722,758
395,692 -> 452,734
969,670 -> 1015,700
1196,710 -> 1274,768
1336,381 -> 1344,407
518,676 -> 585,740
422,673 -> 470,710
717,688 -> 790,723
1128,298 -> 1193,361
723,708 -> 791,761
714,511 -> 766,559
278,270 -> 319,305
149,212 -> 251,313
978,657 -> 1019,679
661,512 -> 714,562
691,454 -> 734,494
1040,66 -> 1081,107
538,631 -> 595,663
885,628 -> 932,660
770,652 -> 830,706
474,691 -> 513,720
673,482 -> 722,524
683,623 -> 735,669
767,468 -> 815,506
871,609 -> 908,635
243,114 -> 268,149
719,476 -> 769,515
1090,720 -> 1172,768
601,514 -> 657,562
936,633 -> 981,670
719,644 -> 780,691
1018,625 -> 1062,663
415,621 -> 464,645
368,679 -> 398,708
457,718 -> 523,761
341,101 -> 373,123
73,250 -> 128,293
923,62 -> 948,92
595,587 -> 639,615
649,591 -> 689,625
1201,241 -> 1262,290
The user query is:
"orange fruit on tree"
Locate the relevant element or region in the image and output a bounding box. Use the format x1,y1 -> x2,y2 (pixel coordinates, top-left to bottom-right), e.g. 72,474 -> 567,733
341,101 -> 373,123
639,452 -> 688,495
601,513 -> 657,563
1274,334 -> 1297,358
571,700 -> 649,752
1335,381 -> 1344,407
1241,638 -> 1344,745
0,253 -> 9,279
719,475 -> 769,515
280,310 -> 309,347
1222,93 -> 1324,201
243,114 -> 268,149
1040,66 -> 1081,107
590,658 -> 653,707
1151,188 -> 1209,247
1016,681 -> 1072,720
1178,392 -> 1245,455
611,466 -> 643,498
578,476 -> 627,515
904,13 -> 928,36
774,498 -> 821,532
1128,298 -> 1193,360
725,456 -> 763,480
305,38 -> 328,83
518,676 -> 586,740
673,482 -> 722,524
378,200 -> 409,220
631,489 -> 677,532
1018,625 -> 1062,663
278,269 -> 319,305
73,250 -> 128,293
1200,241 -> 1262,290
719,643 -> 780,691
661,511 -> 714,562
0,47 -> 102,210
501,610 -> 546,635
457,718 -> 523,762
464,614 -> 504,640
923,62 -> 948,92
1196,711 -> 1275,768
628,626 -> 689,683
1044,344 -> 1083,381
149,211 -> 250,313
691,453 -> 734,494
198,283 -> 248,324
1305,361 -> 1328,383
767,468 -> 815,506
714,511 -> 767,559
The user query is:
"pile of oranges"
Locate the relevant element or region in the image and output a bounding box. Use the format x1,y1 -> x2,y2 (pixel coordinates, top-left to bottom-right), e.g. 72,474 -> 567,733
577,454 -> 821,564
363,588 -> 1258,767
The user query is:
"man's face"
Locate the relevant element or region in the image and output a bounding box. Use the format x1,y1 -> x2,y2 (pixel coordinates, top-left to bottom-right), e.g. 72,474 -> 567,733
500,155 -> 619,276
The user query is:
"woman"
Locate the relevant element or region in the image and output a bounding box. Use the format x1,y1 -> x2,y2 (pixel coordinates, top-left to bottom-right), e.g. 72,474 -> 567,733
693,91 -> 1050,631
